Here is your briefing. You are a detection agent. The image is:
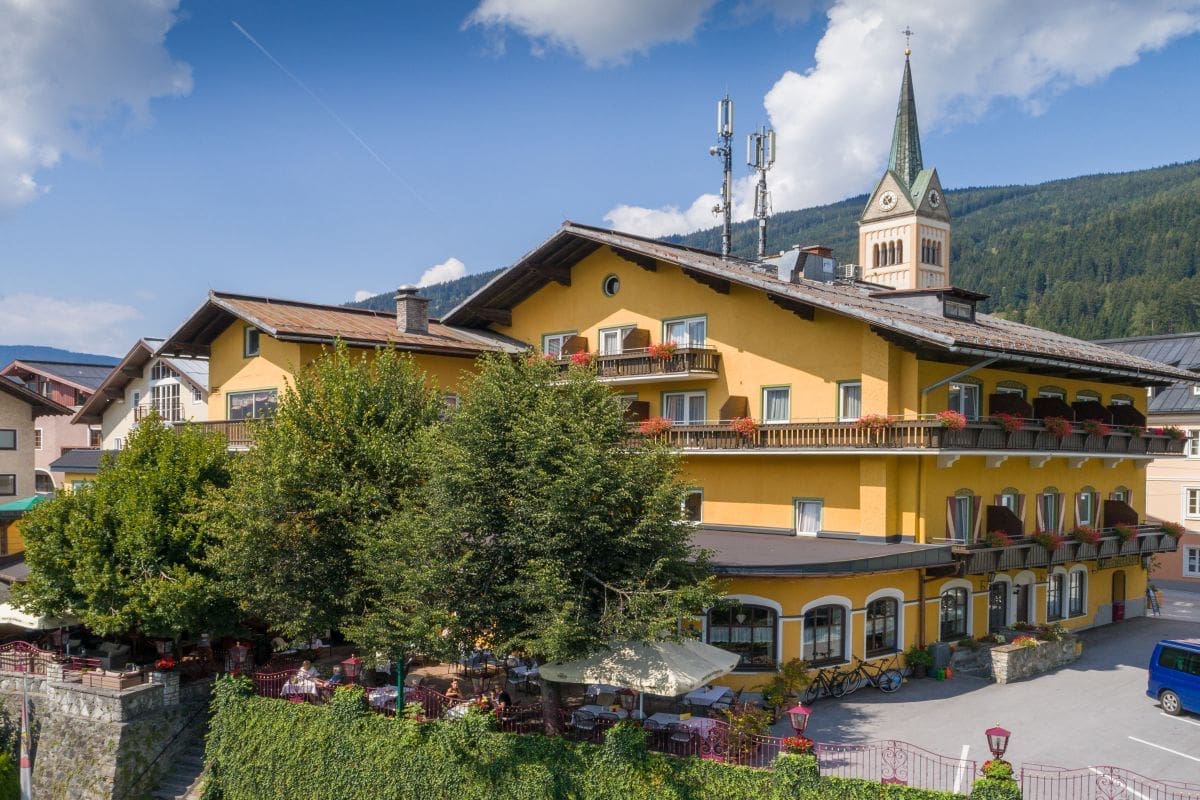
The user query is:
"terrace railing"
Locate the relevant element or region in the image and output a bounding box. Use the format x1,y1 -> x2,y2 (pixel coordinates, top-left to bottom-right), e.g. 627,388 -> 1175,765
1020,763 -> 1200,800
174,419 -> 256,449
559,346 -> 722,382
816,739 -> 978,795
0,641 -> 59,675
953,525 -> 1180,575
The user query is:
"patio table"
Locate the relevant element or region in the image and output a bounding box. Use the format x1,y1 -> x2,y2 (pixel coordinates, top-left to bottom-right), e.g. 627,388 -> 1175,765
367,686 -> 418,708
444,702 -> 474,719
280,678 -> 318,698
682,686 -> 733,708
646,712 -> 720,735
576,704 -> 627,720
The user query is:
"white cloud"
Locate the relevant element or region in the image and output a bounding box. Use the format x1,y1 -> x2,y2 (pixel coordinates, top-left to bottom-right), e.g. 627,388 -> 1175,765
605,0 -> 1200,237
0,0 -> 191,213
0,293 -> 141,355
353,290 -> 375,302
418,257 -> 468,287
465,0 -> 718,66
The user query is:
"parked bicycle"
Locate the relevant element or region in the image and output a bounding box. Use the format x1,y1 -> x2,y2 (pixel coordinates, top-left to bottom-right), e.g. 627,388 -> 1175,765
832,655 -> 903,697
801,666 -> 843,703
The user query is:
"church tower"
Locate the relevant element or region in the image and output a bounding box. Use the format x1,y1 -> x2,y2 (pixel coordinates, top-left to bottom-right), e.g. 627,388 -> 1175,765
858,48 -> 951,289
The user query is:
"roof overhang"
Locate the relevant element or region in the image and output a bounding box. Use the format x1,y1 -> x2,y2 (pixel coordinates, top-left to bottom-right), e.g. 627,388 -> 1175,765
694,527 -> 954,577
0,376 -> 73,417
72,339 -> 157,425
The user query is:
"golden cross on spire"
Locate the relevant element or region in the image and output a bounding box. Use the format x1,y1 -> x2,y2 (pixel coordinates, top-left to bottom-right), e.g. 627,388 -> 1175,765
902,26 -> 914,57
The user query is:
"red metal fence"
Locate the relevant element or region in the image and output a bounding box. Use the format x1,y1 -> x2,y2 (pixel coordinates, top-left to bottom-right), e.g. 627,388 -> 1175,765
0,641 -> 59,675
1020,763 -> 1200,800
816,739 -> 977,794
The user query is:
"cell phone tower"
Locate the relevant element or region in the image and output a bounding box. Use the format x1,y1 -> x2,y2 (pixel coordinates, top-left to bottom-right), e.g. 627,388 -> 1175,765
709,96 -> 734,257
747,126 -> 776,260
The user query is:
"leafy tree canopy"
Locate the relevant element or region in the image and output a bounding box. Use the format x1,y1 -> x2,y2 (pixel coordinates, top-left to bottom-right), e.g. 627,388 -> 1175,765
13,418 -> 234,640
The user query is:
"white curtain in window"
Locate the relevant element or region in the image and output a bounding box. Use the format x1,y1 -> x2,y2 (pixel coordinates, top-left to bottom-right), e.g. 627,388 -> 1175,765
764,389 -> 790,422
797,501 -> 821,533
841,384 -> 861,420
600,330 -> 622,355
664,394 -> 684,422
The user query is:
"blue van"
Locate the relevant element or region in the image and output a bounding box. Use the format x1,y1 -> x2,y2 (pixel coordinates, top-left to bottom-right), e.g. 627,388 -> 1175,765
1147,639 -> 1200,716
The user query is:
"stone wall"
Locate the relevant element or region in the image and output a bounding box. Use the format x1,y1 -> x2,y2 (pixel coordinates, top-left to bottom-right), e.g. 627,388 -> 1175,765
990,638 -> 1080,685
0,670 -> 210,800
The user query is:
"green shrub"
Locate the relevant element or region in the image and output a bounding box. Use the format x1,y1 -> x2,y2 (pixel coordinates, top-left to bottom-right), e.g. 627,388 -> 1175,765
970,777 -> 1022,800
0,753 -> 17,800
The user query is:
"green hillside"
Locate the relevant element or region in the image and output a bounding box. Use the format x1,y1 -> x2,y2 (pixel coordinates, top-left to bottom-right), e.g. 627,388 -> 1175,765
671,159 -> 1200,339
350,159 -> 1200,339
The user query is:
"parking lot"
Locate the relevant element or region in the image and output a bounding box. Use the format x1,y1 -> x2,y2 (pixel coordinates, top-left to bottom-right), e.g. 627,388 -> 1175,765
787,611 -> 1200,785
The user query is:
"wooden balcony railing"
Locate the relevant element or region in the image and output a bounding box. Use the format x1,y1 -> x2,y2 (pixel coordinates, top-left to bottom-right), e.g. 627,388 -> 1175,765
173,419 -> 257,448
134,401 -> 184,423
559,347 -> 721,381
952,525 -> 1179,574
641,417 -> 1186,456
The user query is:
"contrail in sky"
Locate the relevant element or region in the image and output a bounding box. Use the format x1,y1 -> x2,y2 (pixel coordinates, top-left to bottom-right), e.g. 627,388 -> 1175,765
231,20 -> 432,212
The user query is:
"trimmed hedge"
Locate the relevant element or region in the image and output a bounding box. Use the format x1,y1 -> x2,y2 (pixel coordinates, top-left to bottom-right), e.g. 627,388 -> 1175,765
203,678 -> 996,800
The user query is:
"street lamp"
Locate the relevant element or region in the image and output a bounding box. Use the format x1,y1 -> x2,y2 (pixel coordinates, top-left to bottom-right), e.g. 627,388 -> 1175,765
786,704 -> 812,737
985,725 -> 1011,760
228,642 -> 251,675
341,654 -> 363,685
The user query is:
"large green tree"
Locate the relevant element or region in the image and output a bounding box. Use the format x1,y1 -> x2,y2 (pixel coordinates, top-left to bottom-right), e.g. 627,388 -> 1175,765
14,418 -> 235,640
208,343 -> 441,641
350,355 -> 721,728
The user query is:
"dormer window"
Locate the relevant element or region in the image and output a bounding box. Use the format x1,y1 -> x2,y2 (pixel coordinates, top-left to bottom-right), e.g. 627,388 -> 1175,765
944,299 -> 973,321
244,327 -> 261,358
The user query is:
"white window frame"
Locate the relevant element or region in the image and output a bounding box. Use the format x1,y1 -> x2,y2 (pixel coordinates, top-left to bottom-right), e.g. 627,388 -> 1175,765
1077,490 -> 1096,527
1046,569 -> 1066,622
1110,396 -> 1133,406
996,385 -> 1026,399
1038,388 -> 1066,400
244,327 -> 261,358
192,387 -> 203,403
663,316 -> 706,347
1184,546 -> 1200,578
762,386 -> 791,424
598,326 -> 634,356
953,493 -> 975,542
1067,567 -> 1088,617
794,498 -> 823,536
838,381 -> 862,422
541,332 -> 576,358
1187,488 -> 1200,520
998,491 -> 1019,512
1188,430 -> 1200,459
662,391 -> 706,426
33,428 -> 42,450
1039,491 -> 1061,532
948,382 -> 981,421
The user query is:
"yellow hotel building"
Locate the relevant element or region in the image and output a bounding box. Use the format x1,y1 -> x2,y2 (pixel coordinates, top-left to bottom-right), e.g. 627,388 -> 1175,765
439,56 -> 1193,688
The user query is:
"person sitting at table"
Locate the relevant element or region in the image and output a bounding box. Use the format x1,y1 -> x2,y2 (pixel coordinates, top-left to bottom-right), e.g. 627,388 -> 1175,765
496,689 -> 513,714
296,660 -> 320,680
445,679 -> 463,702
325,665 -> 345,686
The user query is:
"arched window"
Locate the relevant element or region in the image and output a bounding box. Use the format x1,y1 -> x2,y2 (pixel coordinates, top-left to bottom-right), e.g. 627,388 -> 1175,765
1111,486 -> 1131,504
940,588 -> 969,641
1047,571 -> 1065,621
996,381 -> 1027,399
873,243 -> 880,268
936,242 -> 942,266
1067,568 -> 1087,618
1077,391 -> 1100,403
803,605 -> 846,665
896,240 -> 903,263
865,598 -> 899,656
1076,486 -> 1098,527
1110,394 -> 1134,406
1038,386 -> 1066,400
707,603 -> 776,671
888,241 -> 896,266
1038,487 -> 1064,533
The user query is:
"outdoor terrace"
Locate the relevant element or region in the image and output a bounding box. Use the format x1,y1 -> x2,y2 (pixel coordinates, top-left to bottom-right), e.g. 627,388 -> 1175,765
950,524 -> 1180,575
557,346 -> 721,385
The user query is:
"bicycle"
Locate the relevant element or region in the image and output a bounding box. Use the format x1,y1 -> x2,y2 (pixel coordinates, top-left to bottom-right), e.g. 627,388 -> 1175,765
801,666 -> 843,703
832,655 -> 903,697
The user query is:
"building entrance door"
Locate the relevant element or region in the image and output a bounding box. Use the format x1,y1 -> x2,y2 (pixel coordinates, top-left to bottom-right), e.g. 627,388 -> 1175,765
988,582 -> 1008,632
1015,583 -> 1031,625
1112,570 -> 1126,622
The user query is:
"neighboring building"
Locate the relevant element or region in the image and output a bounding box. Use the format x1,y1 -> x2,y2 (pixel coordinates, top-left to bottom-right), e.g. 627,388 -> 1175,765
73,338 -> 209,450
0,360 -> 112,491
48,448 -> 107,494
1097,332 -> 1200,585
158,288 -> 525,446
443,53 -> 1193,688
0,379 -> 71,537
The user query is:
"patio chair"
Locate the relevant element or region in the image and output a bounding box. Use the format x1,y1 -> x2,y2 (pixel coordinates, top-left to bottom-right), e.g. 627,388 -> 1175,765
571,710 -> 598,741
668,723 -> 698,756
597,710 -> 622,723
710,688 -> 741,716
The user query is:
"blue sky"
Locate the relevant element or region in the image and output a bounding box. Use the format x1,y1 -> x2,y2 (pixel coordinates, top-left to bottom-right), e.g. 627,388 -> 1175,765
0,0 -> 1198,354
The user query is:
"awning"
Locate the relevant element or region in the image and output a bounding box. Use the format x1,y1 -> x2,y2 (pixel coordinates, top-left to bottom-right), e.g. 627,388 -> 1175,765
0,603 -> 70,630
540,639 -> 740,696
0,496 -> 44,520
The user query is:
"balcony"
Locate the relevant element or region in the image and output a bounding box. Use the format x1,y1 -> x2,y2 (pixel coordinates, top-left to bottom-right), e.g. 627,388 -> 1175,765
173,420 -> 257,449
134,401 -> 184,423
953,525 -> 1179,574
559,346 -> 721,385
640,417 -> 1185,462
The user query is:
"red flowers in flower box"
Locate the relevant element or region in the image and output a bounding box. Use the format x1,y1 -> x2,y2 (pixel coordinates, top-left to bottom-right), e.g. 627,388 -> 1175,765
783,736 -> 814,754
1042,417 -> 1073,438
1031,530 -> 1064,551
1112,523 -> 1137,543
570,351 -> 595,367
936,410 -> 967,431
638,417 -> 673,436
980,530 -> 1013,548
991,413 -> 1025,434
647,342 -> 678,360
1069,526 -> 1101,546
729,417 -> 758,438
1081,419 -> 1111,437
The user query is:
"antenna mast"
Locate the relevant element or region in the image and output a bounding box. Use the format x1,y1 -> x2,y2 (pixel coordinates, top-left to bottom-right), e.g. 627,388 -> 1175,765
710,96 -> 734,257
747,126 -> 776,259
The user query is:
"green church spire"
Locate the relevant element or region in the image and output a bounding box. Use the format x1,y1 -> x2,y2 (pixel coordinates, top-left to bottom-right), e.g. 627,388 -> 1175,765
888,51 -> 923,190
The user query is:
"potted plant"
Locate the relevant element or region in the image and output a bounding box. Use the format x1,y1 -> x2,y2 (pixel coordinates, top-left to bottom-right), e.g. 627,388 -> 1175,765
935,410 -> 967,431
1081,418 -> 1111,437
638,416 -> 673,436
758,658 -> 810,721
782,735 -> 815,754
1068,526 -> 1101,546
979,529 -> 1013,548
1042,416 -> 1073,438
1111,522 -> 1137,543
729,416 -> 758,438
991,412 -> 1025,434
1161,521 -> 1186,540
647,342 -> 677,360
569,351 -> 595,368
904,645 -> 933,678
1031,529 -> 1065,552
855,414 -> 893,431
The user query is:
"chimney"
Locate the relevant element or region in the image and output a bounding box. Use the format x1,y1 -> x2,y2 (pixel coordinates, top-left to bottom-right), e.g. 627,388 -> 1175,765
394,285 -> 429,334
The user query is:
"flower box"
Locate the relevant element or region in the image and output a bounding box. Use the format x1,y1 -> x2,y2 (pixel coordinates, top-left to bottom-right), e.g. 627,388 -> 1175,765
83,670 -> 145,691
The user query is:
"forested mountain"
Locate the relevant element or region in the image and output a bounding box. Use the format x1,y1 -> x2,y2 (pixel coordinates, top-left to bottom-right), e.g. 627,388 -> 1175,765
671,159 -> 1200,339
350,160 -> 1200,339
0,346 -> 119,372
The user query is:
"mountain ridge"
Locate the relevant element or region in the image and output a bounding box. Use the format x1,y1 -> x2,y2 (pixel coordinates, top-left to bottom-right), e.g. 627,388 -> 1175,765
0,345 -> 120,372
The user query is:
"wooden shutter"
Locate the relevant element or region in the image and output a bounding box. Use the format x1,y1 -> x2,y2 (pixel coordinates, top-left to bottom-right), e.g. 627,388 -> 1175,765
972,496 -> 983,543
1074,492 -> 1084,526
1017,494 -> 1027,527
1035,494 -> 1046,531
1057,494 -> 1067,533
946,497 -> 958,540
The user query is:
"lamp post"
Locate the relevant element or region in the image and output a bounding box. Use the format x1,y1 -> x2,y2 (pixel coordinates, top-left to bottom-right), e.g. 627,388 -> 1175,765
341,654 -> 363,685
786,704 -> 812,737
228,641 -> 250,675
985,725 -> 1011,761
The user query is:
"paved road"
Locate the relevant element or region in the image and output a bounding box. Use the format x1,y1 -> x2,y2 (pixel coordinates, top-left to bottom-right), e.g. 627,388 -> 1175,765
778,613 -> 1200,785
1157,583 -> 1200,623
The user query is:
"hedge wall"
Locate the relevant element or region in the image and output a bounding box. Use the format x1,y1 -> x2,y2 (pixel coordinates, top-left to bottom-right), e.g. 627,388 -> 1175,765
203,678 -> 1002,800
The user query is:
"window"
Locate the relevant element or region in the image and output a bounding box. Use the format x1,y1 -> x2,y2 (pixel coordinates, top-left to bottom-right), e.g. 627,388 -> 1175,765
865,598 -> 899,656
803,605 -> 846,665
243,327 -> 261,358
682,490 -> 703,523
150,362 -> 178,381
1187,488 -> 1200,519
707,604 -> 776,671
1068,571 -> 1086,616
228,389 -> 279,420
1076,391 -> 1100,403
1076,488 -> 1097,527
1110,395 -> 1133,406
34,472 -> 54,493
192,387 -> 203,403
663,391 -> 705,425
1158,646 -> 1200,676
602,274 -> 620,296
839,382 -> 862,421
113,438 -> 123,451
948,383 -> 980,420
1047,573 -> 1064,621
542,332 -> 576,358
0,475 -> 14,496
762,387 -> 790,423
0,430 -> 14,450
944,300 -> 973,321
440,393 -> 460,421
1184,546 -> 1200,578
132,391 -> 140,407
89,428 -> 102,448
998,489 -> 1020,513
939,588 -> 968,641
794,499 -> 823,536
34,429 -> 42,450
1039,489 -> 1063,532
1038,387 -> 1066,400
663,316 -> 706,347
950,492 -> 976,543
996,383 -> 1026,399
71,480 -> 90,492
1188,431 -> 1200,459
1111,486 -> 1131,505
599,326 -> 633,356
151,383 -> 182,421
